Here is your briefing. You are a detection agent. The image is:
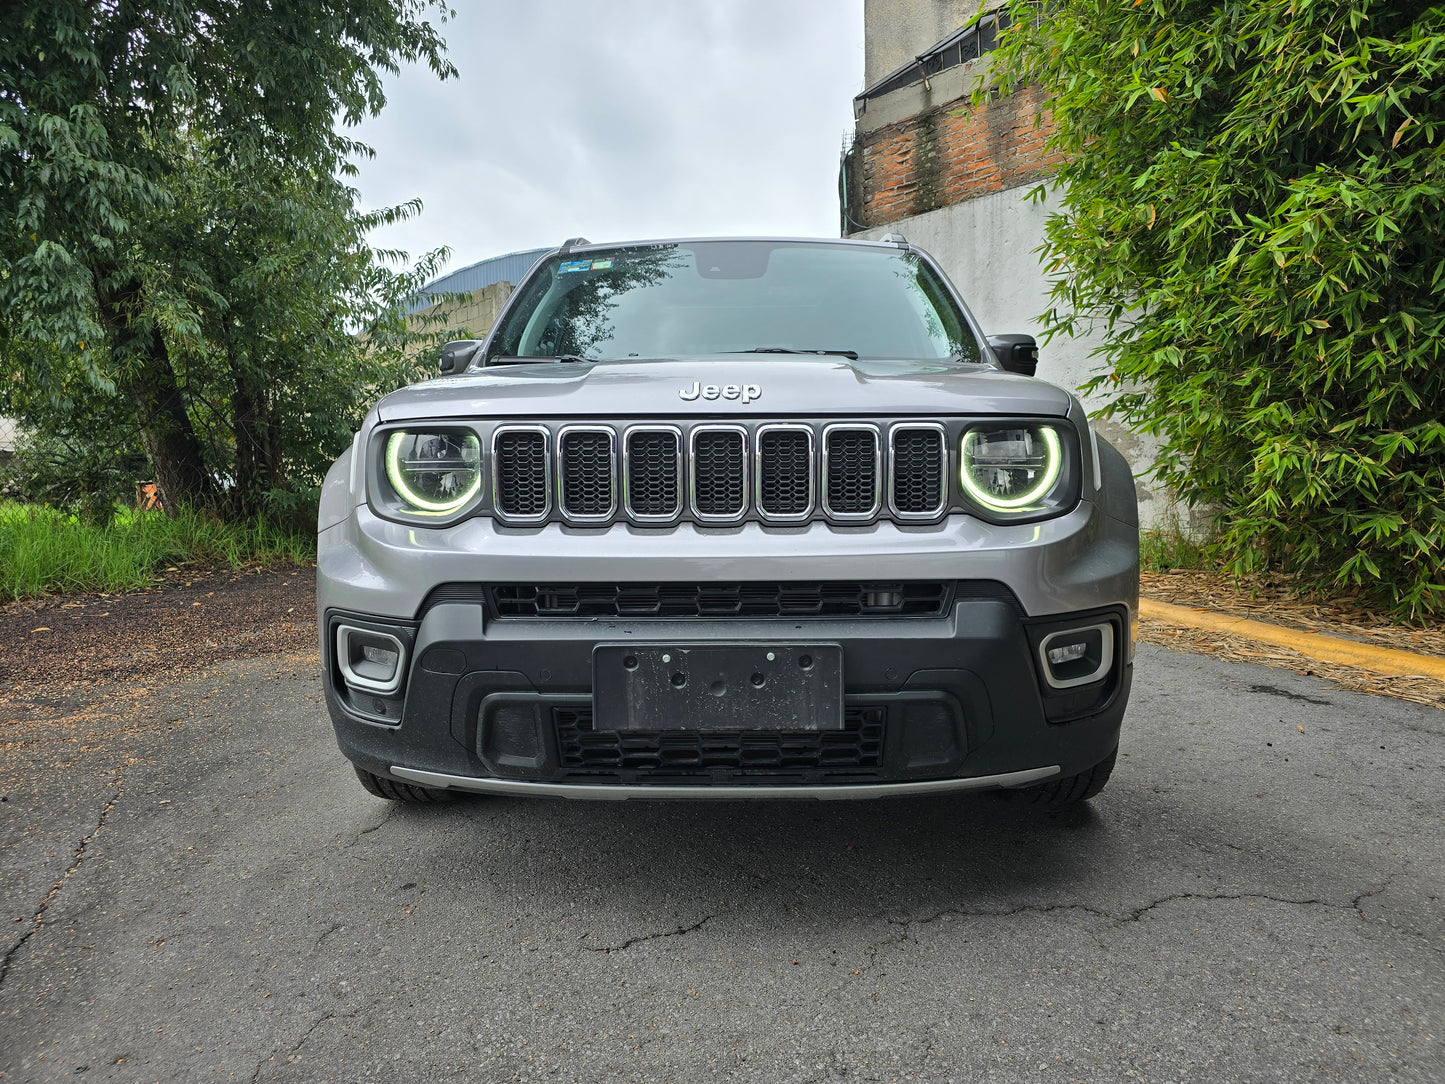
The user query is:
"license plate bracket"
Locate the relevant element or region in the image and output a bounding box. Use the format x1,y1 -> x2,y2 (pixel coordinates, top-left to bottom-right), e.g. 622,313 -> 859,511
592,643 -> 844,732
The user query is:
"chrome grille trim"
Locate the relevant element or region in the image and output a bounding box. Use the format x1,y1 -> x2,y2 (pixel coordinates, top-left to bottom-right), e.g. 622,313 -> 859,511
689,424 -> 749,523
887,422 -> 948,520
822,423 -> 882,520
622,425 -> 683,522
492,425 -> 552,524
753,424 -> 815,523
556,425 -> 617,523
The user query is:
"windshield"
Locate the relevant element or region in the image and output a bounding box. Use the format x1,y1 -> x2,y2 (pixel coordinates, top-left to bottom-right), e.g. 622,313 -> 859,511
485,241 -> 981,363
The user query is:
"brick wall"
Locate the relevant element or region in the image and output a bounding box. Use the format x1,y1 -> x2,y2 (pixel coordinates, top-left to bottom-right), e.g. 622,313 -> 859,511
851,83 -> 1062,229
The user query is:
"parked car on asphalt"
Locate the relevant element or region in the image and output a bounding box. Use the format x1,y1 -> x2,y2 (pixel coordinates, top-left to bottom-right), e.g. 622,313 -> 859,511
317,236 -> 1139,807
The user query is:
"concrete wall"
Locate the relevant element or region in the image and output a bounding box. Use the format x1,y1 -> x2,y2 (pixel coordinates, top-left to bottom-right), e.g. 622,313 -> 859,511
863,0 -> 999,87
857,191 -> 1168,526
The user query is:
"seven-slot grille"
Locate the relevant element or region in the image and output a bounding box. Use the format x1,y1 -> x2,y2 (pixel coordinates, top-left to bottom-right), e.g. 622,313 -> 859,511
756,426 -> 814,518
691,427 -> 747,519
625,428 -> 681,518
558,428 -> 615,519
493,429 -> 549,519
489,421 -> 947,525
890,425 -> 946,516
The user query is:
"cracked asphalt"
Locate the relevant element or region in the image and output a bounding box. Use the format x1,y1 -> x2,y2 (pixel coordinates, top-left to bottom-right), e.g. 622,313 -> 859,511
1,642 -> 1442,1082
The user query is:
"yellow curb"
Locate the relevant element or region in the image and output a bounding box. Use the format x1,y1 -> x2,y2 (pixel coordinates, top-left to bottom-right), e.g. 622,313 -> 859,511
1138,598 -> 1445,681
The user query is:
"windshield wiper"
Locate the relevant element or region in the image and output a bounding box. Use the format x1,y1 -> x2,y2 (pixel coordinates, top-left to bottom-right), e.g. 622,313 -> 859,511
488,354 -> 597,365
731,347 -> 860,360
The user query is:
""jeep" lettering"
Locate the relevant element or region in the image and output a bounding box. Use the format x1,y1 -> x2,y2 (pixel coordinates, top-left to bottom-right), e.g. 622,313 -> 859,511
679,382 -> 761,403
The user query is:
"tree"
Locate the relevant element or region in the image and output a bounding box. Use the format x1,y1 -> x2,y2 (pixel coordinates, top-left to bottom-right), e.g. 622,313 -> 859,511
992,0 -> 1445,618
0,0 -> 456,511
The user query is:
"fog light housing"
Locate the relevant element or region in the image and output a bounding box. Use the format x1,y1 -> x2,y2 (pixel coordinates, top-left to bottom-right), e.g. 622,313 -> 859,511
337,626 -> 407,694
1038,624 -> 1114,689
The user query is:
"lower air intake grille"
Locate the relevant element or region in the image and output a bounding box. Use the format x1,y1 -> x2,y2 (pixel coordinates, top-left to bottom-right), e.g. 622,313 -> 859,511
553,705 -> 886,780
495,430 -> 548,518
489,581 -> 951,618
891,427 -> 945,514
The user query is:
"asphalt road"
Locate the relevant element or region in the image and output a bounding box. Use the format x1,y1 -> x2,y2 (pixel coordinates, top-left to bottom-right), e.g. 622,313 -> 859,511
1,644 -> 1441,1083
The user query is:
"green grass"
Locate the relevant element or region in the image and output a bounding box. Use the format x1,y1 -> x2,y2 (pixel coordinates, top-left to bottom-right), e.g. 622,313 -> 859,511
1139,525 -> 1214,573
0,502 -> 314,603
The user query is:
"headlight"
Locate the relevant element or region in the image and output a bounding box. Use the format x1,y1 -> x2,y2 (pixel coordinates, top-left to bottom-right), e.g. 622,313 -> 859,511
383,429 -> 482,516
959,424 -> 1065,514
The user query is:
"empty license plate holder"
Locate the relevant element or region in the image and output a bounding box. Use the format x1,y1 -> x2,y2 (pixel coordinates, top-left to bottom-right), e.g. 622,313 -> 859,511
592,643 -> 844,732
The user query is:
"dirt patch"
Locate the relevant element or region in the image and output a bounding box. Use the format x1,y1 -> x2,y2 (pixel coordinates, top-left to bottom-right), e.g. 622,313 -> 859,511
0,565 -> 317,723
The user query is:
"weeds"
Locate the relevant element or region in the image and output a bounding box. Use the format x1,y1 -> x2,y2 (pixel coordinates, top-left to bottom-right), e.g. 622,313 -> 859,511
0,502 -> 313,603
1139,525 -> 1213,573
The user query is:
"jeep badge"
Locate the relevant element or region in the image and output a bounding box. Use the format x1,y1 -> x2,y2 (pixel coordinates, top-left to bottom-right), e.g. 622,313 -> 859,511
679,381 -> 761,403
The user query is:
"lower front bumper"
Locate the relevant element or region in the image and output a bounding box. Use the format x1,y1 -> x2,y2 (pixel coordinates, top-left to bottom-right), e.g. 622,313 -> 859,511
389,765 -> 1062,800
322,591 -> 1132,798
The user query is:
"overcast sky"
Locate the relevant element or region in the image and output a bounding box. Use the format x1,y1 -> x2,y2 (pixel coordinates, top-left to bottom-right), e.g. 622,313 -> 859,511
345,0 -> 866,278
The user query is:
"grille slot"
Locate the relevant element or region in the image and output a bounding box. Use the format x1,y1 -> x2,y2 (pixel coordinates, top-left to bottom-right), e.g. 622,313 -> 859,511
493,428 -> 549,520
558,428 -> 615,520
890,425 -> 946,516
490,581 -> 952,618
553,705 -> 887,781
756,426 -> 814,519
624,428 -> 681,519
691,427 -> 747,519
824,425 -> 880,517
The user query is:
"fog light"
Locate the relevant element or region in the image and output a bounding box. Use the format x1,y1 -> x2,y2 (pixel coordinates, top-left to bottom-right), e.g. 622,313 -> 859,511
1047,642 -> 1088,665
1038,624 -> 1114,689
337,626 -> 407,694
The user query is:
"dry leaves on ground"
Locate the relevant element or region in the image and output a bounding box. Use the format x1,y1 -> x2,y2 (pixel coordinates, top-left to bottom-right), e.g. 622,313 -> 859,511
1141,570 -> 1445,708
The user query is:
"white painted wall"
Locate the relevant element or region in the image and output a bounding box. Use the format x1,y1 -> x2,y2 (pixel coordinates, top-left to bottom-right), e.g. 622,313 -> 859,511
858,186 -> 1171,525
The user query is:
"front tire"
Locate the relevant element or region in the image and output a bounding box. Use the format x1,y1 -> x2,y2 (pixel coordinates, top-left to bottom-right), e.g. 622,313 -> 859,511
354,766 -> 457,804
1018,748 -> 1116,810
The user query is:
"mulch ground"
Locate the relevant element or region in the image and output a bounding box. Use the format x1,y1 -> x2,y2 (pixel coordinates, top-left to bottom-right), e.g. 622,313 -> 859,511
0,564 -> 317,724
1140,569 -> 1445,709
1,563 -> 1440,724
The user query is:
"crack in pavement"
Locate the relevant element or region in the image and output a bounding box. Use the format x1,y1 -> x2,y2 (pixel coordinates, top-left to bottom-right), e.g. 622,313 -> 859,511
0,768 -> 125,989
250,1011 -> 335,1082
357,806 -> 395,837
848,884 -> 1426,980
585,915 -> 713,954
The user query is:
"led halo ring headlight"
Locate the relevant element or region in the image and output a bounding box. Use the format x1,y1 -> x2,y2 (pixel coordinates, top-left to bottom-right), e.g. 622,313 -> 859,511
383,429 -> 482,516
959,424 -> 1063,513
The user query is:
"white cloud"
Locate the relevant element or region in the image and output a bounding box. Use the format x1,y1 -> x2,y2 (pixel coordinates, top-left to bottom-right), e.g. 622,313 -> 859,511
344,0 -> 865,272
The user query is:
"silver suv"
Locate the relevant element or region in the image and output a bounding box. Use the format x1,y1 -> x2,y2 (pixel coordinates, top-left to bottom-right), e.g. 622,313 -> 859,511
317,237 -> 1138,808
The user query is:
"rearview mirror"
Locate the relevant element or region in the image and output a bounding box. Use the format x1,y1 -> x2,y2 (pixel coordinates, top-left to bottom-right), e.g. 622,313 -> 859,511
438,339 -> 483,374
987,334 -> 1039,377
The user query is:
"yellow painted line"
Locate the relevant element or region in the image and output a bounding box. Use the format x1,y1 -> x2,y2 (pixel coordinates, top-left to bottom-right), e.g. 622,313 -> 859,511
1138,597 -> 1445,681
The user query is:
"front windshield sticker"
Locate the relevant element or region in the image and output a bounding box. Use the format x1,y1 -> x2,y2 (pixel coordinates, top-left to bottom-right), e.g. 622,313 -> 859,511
560,258 -> 616,274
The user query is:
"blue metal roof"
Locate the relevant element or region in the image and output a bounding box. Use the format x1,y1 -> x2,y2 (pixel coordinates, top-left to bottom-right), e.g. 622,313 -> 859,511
405,247 -> 552,315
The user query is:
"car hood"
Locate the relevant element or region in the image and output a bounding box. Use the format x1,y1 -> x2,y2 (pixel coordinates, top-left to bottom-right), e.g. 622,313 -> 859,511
373,357 -> 1074,422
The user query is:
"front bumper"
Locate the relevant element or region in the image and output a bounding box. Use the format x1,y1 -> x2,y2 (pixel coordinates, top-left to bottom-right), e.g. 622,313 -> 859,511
318,500 -> 1136,799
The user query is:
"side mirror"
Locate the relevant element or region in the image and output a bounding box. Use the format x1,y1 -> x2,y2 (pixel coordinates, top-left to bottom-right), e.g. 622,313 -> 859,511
987,334 -> 1039,377
438,339 -> 483,374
